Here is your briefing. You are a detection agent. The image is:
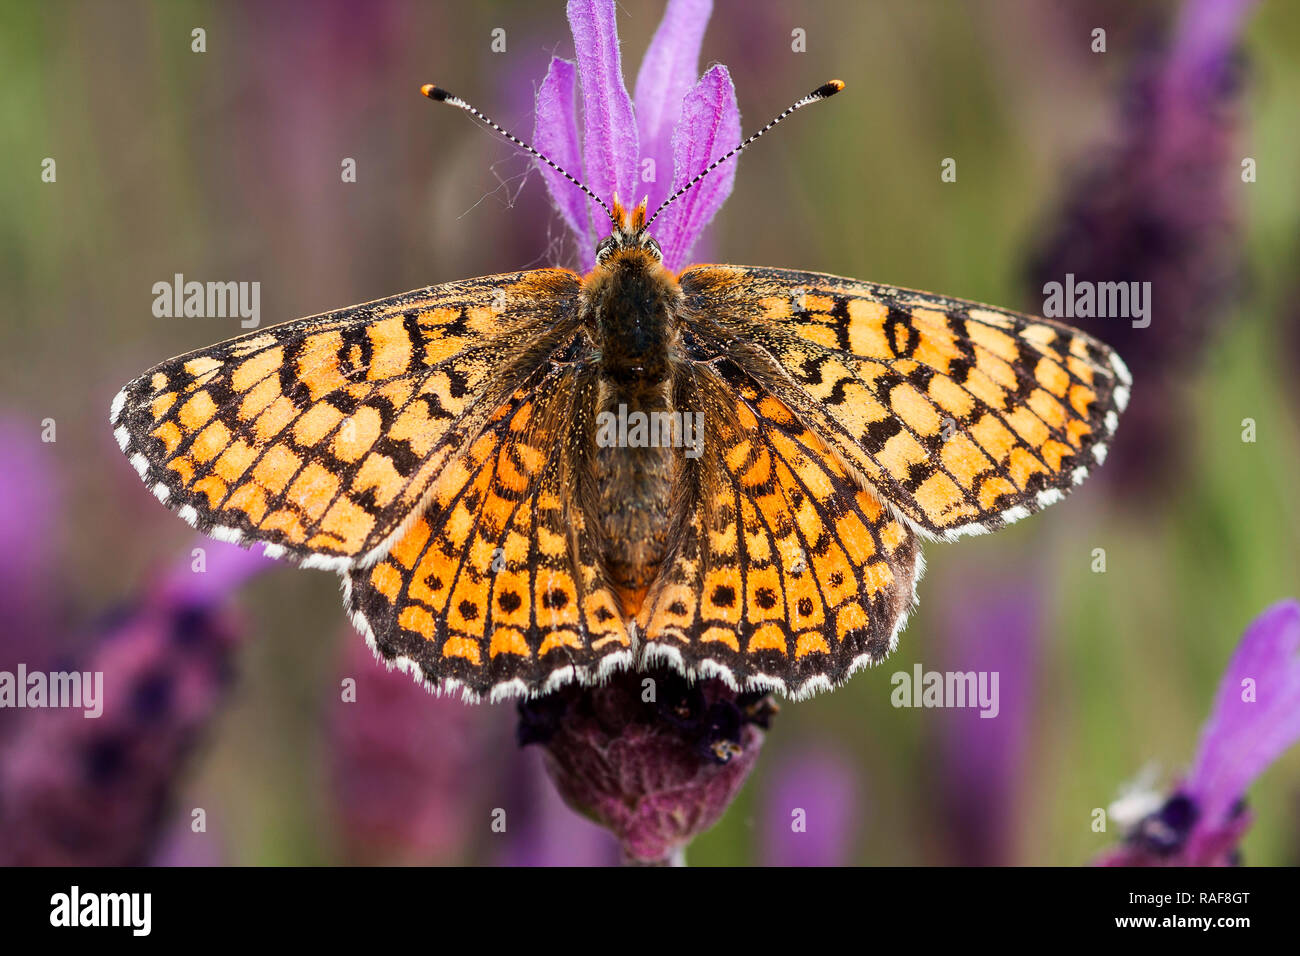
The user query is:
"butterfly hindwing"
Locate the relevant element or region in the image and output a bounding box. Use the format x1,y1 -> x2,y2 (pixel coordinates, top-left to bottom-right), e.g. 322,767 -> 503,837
679,265 -> 1131,540
344,361 -> 634,701
111,270 -> 580,568
638,360 -> 922,699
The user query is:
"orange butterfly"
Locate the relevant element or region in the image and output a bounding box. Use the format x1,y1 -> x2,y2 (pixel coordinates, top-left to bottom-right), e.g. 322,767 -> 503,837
112,82 -> 1128,701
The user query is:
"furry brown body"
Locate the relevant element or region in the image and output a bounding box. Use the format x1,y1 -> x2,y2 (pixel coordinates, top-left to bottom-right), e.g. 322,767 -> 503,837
580,247 -> 682,615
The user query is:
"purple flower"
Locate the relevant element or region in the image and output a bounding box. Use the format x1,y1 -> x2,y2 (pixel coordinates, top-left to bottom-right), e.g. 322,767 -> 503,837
1097,600 -> 1300,866
929,562 -> 1041,866
1026,0 -> 1259,491
761,749 -> 861,867
534,0 -> 739,270
518,668 -> 774,865
0,540 -> 270,866
327,633 -> 484,865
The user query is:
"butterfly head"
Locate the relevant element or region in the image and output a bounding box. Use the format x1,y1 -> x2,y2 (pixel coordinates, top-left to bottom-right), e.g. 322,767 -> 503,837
596,196 -> 662,266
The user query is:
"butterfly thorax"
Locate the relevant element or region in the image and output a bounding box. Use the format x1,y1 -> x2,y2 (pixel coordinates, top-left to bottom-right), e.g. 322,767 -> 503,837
582,244 -> 681,615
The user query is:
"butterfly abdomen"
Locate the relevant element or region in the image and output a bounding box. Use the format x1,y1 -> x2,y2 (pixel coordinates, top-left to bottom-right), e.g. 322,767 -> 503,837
584,249 -> 683,615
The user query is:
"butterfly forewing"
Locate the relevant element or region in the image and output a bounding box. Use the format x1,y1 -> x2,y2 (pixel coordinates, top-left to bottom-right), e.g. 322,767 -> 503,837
679,265 -> 1131,541
111,269 -> 580,569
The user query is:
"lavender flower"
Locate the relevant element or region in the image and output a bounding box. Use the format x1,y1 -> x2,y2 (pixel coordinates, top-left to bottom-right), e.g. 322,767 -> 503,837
1026,0 -> 1258,490
0,540 -> 270,866
761,749 -> 861,867
518,668 -> 774,865
929,562 -> 1041,866
1097,599 -> 1300,866
534,0 -> 738,270
327,633 -> 484,865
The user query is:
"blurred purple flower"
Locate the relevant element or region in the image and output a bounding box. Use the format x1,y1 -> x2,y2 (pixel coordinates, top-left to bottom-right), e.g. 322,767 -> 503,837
519,669 -> 774,865
1097,599 -> 1300,866
534,0 -> 739,270
761,748 -> 861,866
0,540 -> 270,866
1026,0 -> 1259,491
327,634 -> 484,865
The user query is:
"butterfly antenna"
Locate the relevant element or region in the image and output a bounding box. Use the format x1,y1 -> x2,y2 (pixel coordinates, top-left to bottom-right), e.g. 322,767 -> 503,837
646,80 -> 845,229
421,84 -> 617,227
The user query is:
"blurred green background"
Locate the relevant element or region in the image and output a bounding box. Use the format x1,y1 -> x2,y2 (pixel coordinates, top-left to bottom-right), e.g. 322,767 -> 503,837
1,0 -> 1297,865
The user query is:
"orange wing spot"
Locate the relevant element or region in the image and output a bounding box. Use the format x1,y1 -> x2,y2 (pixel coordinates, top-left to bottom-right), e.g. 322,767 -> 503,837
976,475 -> 1018,510
320,497 -> 375,552
397,604 -> 438,641
191,474 -> 228,508
167,457 -> 195,486
746,624 -> 787,655
1068,383 -> 1097,418
966,321 -> 1019,363
333,406 -> 382,462
285,462 -> 341,521
366,316 -> 414,380
213,438 -> 257,483
296,331 -> 349,400
191,420 -> 232,463
441,636 -> 482,664
538,629 -> 581,655
1003,406 -> 1050,448
353,452 -> 405,509
928,376 -> 976,419
388,516 -> 432,569
812,545 -> 858,607
834,600 -> 869,641
1065,418 -> 1092,448
489,627 -> 530,659
890,382 -> 943,436
253,396 -> 297,443
226,481 -> 269,524
150,392 -> 177,420
178,390 -> 218,431
184,356 -> 222,379
293,401 -> 344,447
152,420 -> 183,454
969,413 -> 1017,464
700,626 -> 740,652
238,377 -> 280,421
253,445 -> 303,494
846,299 -> 890,356
259,507 -> 307,543
231,347 -> 284,393
795,631 -> 831,658
876,429 -> 928,482
878,519 -> 908,553
1034,356 -> 1071,397
835,511 -> 876,566
940,433 -> 994,489
1027,389 -> 1067,431
1007,446 -> 1049,490
859,559 -> 895,595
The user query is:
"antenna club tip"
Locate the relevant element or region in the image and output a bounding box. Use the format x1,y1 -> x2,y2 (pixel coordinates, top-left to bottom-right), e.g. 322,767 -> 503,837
420,84 -> 449,101
817,79 -> 846,98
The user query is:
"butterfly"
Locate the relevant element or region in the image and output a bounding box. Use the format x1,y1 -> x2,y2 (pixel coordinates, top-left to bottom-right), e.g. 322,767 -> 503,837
112,80 -> 1129,702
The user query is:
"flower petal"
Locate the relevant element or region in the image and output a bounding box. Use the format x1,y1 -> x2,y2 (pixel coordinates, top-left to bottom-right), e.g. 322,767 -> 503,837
633,0 -> 713,213
1184,599 -> 1300,828
533,56 -> 593,257
568,0 -> 639,224
651,64 -> 740,270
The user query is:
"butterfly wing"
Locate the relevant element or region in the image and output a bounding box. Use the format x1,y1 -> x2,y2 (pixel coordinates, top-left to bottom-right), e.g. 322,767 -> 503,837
344,361 -> 633,701
637,360 -> 922,699
678,265 -> 1131,540
111,270 -> 581,569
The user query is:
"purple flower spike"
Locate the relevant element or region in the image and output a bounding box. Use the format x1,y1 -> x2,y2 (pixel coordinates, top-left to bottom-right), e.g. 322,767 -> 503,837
569,0 -> 639,225
1097,600 -> 1300,866
534,57 -> 590,247
761,749 -> 860,866
653,64 -> 741,270
535,0 -> 738,270
633,0 -> 714,214
1184,600 -> 1300,832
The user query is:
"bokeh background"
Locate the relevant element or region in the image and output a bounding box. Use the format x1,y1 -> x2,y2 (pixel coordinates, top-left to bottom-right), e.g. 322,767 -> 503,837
1,0 -> 1298,865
